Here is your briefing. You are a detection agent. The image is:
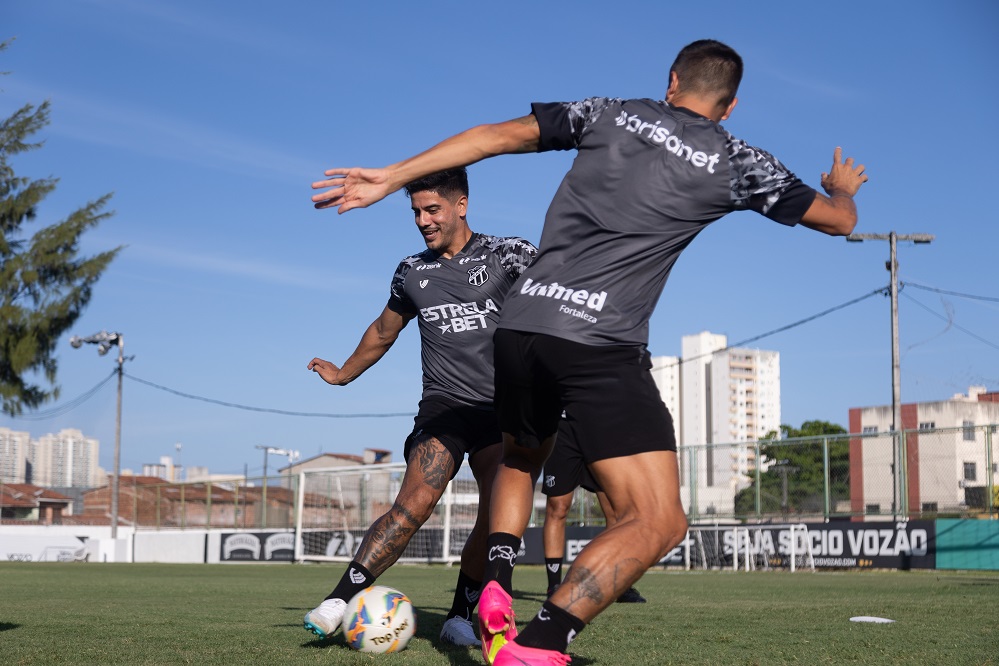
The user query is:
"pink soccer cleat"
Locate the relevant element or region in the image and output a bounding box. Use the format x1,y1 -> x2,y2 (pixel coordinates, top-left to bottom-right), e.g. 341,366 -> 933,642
494,640 -> 571,665
479,581 -> 518,664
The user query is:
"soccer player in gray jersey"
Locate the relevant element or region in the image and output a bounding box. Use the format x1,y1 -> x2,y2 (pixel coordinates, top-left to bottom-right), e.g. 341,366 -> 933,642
310,40 -> 867,665
303,168 -> 537,649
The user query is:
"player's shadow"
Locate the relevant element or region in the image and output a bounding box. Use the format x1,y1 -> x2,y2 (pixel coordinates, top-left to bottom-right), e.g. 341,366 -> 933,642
512,588 -> 549,603
0,623 -> 19,632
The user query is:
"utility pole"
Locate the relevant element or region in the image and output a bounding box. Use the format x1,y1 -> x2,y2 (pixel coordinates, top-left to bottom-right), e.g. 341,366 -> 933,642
847,232 -> 933,519
71,331 -> 130,539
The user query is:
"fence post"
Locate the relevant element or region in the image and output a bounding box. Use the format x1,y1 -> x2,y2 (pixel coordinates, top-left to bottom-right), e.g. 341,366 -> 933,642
155,485 -> 161,529
754,440 -> 762,520
986,426 -> 995,520
180,483 -> 186,529
205,483 -> 212,528
822,437 -> 831,520
688,446 -> 698,523
900,430 -> 909,520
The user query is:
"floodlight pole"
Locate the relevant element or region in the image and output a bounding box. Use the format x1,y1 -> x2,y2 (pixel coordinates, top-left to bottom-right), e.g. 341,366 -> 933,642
70,331 -> 128,539
846,232 -> 933,520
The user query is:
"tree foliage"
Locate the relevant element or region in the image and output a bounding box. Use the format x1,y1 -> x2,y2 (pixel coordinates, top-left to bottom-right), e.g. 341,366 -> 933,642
734,420 -> 850,517
1,41 -> 121,415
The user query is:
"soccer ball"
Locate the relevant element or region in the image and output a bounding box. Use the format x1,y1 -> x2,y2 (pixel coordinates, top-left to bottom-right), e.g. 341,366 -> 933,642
341,585 -> 416,653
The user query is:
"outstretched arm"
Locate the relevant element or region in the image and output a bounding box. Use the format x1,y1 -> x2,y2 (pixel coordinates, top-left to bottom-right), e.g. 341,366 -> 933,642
799,147 -> 868,236
307,305 -> 413,386
310,115 -> 541,213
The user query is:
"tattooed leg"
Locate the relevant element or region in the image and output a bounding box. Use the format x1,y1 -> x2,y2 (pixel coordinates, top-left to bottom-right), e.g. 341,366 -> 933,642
549,450 -> 687,623
353,436 -> 456,577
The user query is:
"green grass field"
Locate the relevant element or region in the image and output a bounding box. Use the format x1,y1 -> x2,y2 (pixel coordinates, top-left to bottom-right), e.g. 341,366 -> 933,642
1,563 -> 996,665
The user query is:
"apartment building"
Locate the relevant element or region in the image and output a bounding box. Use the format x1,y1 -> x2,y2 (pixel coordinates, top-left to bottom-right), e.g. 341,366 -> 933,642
0,427 -> 31,483
677,332 -> 781,490
30,429 -> 101,488
849,386 -> 999,515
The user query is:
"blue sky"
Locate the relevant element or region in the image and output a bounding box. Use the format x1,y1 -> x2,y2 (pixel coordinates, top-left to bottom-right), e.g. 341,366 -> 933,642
2,0 -> 997,479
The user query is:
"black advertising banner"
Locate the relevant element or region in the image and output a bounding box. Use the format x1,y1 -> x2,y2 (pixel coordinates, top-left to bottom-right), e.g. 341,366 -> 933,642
518,521 -> 936,569
796,520 -> 935,569
220,531 -> 295,562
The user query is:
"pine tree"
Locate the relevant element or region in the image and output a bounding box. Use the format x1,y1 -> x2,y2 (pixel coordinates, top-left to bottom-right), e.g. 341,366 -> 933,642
1,41 -> 121,415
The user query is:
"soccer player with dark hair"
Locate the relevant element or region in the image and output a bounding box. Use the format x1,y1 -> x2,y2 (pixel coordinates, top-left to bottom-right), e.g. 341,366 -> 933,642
303,167 -> 537,648
311,39 -> 867,665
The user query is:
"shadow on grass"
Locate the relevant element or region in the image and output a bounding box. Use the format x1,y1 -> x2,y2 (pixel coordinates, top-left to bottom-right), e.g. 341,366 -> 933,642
0,623 -> 19,632
512,589 -> 549,604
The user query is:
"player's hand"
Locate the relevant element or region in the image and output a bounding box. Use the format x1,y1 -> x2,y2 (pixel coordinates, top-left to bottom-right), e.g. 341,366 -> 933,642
311,166 -> 394,213
308,357 -> 345,385
820,147 -> 868,198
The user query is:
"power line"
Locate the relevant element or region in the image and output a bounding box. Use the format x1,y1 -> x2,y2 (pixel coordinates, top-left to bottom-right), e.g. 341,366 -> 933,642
2,285 -> 892,422
903,281 -> 999,303
124,373 -> 416,418
665,285 -> 888,368
8,371 -> 117,421
900,291 -> 999,352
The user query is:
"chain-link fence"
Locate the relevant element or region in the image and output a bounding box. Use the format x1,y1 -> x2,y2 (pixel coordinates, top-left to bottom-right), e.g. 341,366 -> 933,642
75,475 -> 300,530
19,424 -> 994,530
681,424 -> 997,522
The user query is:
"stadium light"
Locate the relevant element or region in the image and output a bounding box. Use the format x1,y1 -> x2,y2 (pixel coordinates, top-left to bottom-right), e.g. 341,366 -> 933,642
846,232 -> 934,520
69,331 -> 130,539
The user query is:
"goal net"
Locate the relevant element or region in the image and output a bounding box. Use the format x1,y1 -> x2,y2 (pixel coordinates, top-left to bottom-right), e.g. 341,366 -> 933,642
295,462 -> 477,564
681,524 -> 815,571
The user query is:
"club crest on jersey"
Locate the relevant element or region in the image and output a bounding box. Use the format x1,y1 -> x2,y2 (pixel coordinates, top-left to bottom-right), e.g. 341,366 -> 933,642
467,265 -> 488,286
419,279 -> 429,289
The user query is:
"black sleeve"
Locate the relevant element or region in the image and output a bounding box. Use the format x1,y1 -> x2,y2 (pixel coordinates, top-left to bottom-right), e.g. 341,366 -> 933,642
387,260 -> 417,316
531,102 -> 578,152
764,181 -> 818,226
531,98 -> 618,153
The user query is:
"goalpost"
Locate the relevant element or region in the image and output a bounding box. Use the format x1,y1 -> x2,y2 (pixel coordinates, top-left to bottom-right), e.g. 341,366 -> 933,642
295,462 -> 475,565
680,523 -> 815,572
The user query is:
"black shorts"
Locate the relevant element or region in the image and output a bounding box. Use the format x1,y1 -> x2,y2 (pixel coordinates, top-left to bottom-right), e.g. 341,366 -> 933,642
403,395 -> 502,476
542,414 -> 600,496
494,330 -> 676,463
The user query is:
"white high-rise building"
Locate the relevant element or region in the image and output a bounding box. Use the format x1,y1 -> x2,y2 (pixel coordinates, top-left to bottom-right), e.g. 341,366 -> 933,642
0,427 -> 31,483
650,355 -> 681,442
679,332 -> 781,490
30,428 -> 101,488
680,331 -> 727,449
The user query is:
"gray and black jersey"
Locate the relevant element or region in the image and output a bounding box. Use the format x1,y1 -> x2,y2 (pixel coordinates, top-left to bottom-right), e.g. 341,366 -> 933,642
496,97 -> 818,347
388,233 -> 538,407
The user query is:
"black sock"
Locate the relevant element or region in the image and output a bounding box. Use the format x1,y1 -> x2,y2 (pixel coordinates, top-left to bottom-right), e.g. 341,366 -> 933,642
326,561 -> 375,602
483,532 -> 521,595
446,569 -> 482,621
516,600 -> 586,653
545,558 -> 563,591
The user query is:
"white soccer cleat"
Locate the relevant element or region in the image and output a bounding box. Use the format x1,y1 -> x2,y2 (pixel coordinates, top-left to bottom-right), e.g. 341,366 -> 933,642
303,598 -> 347,639
440,616 -> 482,647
